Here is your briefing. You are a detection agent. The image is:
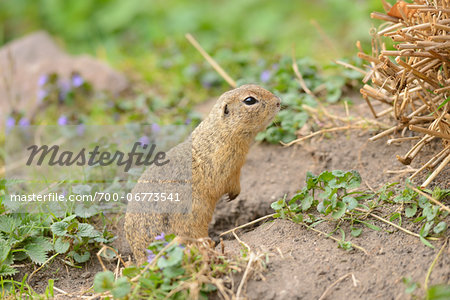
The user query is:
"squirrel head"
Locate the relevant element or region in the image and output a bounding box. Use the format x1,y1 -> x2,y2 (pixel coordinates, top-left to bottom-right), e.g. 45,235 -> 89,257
211,84 -> 281,135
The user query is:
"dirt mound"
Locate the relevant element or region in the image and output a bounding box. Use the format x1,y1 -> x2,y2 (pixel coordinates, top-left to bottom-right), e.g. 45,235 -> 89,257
222,219 -> 449,299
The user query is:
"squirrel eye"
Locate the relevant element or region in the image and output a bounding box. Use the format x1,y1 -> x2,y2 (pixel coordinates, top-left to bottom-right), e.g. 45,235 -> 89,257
243,96 -> 258,105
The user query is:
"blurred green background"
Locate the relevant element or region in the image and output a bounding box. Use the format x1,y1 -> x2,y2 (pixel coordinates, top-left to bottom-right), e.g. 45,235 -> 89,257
1,0 -> 385,141
1,0 -> 382,66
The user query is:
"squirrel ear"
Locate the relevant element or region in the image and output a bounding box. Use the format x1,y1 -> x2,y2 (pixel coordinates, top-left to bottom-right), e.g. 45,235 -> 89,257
223,104 -> 229,116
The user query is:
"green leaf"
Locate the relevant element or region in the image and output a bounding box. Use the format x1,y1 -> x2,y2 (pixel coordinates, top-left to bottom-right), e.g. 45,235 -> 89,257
423,205 -> 438,222
359,220 -> 381,231
390,212 -> 400,222
331,170 -> 345,178
351,227 -> 362,237
292,214 -> 303,223
420,222 -> 434,237
73,251 -> 90,263
433,222 -> 447,234
122,266 -> 140,278
413,216 -> 426,223
51,221 -> 68,236
405,204 -> 417,218
289,191 -> 304,205
434,97 -> 450,112
25,243 -> 48,264
302,195 -> 313,211
419,236 -> 435,249
202,283 -> 218,293
403,277 -> 418,294
162,266 -> 185,278
346,171 -> 362,189
343,196 -> 358,211
318,171 -> 334,182
30,236 -> 53,252
93,271 -> 115,293
77,223 -> 97,237
271,199 -> 286,211
72,184 -> 92,195
157,246 -> 184,269
0,216 -> 22,234
0,263 -> 18,276
0,239 -> 11,263
99,247 -> 116,259
426,284 -> 450,300
112,277 -> 131,298
75,204 -> 99,218
54,237 -> 70,254
331,202 -> 346,219
62,215 -> 77,223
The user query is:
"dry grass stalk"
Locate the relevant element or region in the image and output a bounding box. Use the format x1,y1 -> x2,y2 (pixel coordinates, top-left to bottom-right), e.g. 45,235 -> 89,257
352,0 -> 450,187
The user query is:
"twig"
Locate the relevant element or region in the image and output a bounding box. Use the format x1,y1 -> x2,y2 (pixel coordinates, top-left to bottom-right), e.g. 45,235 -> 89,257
282,126 -> 359,147
53,286 -> 68,295
292,53 -> 317,99
409,125 -> 450,140
409,146 -> 450,179
421,153 -> 450,188
220,214 -> 275,236
27,253 -> 59,283
236,250 -> 255,299
355,208 -> 440,241
385,167 -> 418,174
185,33 -> 236,88
334,60 -> 367,75
424,239 -> 448,291
232,231 -> 251,252
310,19 -> 336,53
301,223 -> 368,255
387,136 -> 420,145
406,184 -> 450,213
318,273 -> 354,300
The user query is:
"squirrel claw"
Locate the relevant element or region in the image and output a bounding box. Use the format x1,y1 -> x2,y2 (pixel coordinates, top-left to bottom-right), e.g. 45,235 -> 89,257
226,193 -> 239,202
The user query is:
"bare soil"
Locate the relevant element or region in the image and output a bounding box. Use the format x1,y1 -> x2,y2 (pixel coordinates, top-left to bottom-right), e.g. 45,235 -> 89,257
19,98 -> 449,299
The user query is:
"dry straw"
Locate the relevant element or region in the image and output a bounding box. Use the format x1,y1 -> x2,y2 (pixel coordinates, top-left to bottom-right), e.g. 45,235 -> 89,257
353,0 -> 449,187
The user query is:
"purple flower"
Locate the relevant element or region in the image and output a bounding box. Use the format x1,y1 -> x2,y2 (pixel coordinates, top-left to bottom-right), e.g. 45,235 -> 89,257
151,123 -> 161,133
185,118 -> 192,125
58,115 -> 68,126
139,135 -> 150,147
18,117 -> 30,127
260,70 -> 271,83
71,74 -> 84,87
155,232 -> 165,241
6,117 -> 15,129
77,124 -> 86,136
37,89 -> 48,103
6,117 -> 15,133
146,249 -> 156,264
38,74 -> 48,87
58,81 -> 71,102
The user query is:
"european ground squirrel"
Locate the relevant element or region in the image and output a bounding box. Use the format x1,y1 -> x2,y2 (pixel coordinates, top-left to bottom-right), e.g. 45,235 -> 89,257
125,84 -> 280,264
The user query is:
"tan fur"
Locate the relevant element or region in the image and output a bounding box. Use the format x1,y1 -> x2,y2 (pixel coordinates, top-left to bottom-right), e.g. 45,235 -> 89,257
124,84 -> 280,264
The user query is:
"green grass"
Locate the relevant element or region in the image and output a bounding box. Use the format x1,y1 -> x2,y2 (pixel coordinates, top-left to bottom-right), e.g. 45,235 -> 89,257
0,0 -> 383,109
